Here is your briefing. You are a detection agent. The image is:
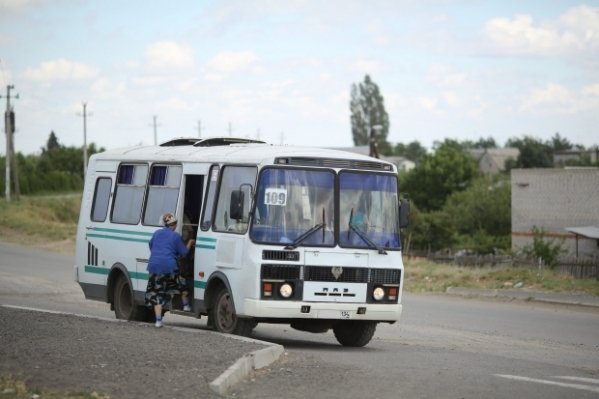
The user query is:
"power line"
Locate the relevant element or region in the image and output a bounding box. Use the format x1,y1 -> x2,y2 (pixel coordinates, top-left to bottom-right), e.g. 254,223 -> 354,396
196,120 -> 205,138
149,115 -> 161,145
77,102 -> 93,177
0,60 -> 7,87
0,85 -> 19,201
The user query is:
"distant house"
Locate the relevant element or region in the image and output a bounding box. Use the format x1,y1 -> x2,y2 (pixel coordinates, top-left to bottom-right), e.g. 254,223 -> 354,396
553,147 -> 598,167
467,148 -> 520,175
511,168 -> 599,259
322,146 -> 415,172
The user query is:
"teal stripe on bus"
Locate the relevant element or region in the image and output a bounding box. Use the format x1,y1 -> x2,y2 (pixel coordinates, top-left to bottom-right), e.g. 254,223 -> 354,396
196,237 -> 216,250
194,280 -> 207,289
129,271 -> 149,281
91,227 -> 154,237
86,233 -> 149,243
85,265 -> 109,275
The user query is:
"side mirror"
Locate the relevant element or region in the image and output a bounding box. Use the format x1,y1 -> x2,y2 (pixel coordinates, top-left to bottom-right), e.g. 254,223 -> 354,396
399,198 -> 410,229
230,190 -> 244,220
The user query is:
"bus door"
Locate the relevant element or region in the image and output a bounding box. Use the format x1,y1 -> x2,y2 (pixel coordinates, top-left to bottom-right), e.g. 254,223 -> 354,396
180,164 -> 210,303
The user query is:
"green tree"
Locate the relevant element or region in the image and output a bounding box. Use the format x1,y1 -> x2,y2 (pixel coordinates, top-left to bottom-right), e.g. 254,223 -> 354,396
506,136 -> 553,168
400,142 -> 479,212
394,141 -> 427,162
550,132 -> 572,151
460,136 -> 498,149
442,177 -> 512,253
521,226 -> 567,270
350,75 -> 390,150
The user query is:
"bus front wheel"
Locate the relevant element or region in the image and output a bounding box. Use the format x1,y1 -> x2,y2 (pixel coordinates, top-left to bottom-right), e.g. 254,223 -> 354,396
114,274 -> 151,322
211,287 -> 254,337
333,321 -> 377,347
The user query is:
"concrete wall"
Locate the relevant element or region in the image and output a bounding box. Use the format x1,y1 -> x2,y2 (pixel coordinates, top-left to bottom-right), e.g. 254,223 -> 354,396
511,168 -> 599,258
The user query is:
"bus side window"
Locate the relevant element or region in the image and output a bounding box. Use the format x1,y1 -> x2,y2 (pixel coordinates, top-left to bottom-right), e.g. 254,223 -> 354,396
201,165 -> 220,231
143,165 -> 182,226
111,164 -> 148,225
213,166 -> 257,234
90,177 -> 112,222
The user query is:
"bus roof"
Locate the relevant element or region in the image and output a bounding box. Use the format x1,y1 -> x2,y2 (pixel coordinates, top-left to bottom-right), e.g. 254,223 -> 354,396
91,137 -> 396,172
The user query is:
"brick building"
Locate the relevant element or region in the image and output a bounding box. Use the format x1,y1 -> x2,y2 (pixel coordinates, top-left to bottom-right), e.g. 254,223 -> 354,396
511,168 -> 599,259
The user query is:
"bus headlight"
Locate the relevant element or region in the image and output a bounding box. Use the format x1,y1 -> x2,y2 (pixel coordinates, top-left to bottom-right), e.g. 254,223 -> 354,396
280,283 -> 293,298
373,287 -> 385,301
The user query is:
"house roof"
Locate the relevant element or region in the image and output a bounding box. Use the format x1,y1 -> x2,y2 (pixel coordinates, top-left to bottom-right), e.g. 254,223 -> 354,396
565,226 -> 599,239
467,148 -> 520,171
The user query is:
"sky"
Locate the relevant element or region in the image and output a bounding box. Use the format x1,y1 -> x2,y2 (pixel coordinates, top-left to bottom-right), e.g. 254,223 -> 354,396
0,0 -> 598,156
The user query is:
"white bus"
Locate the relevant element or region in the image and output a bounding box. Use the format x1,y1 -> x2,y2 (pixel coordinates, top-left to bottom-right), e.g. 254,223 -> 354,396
75,137 -> 410,347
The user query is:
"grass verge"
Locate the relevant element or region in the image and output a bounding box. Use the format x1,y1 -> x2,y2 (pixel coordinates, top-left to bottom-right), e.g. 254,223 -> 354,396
0,376 -> 110,399
0,194 -> 80,241
404,259 -> 599,296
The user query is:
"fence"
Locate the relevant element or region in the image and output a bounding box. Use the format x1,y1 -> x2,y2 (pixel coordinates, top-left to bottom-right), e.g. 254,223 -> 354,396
404,250 -> 599,280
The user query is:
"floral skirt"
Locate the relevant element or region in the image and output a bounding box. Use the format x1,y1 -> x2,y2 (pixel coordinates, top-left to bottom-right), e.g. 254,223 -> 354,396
145,270 -> 188,307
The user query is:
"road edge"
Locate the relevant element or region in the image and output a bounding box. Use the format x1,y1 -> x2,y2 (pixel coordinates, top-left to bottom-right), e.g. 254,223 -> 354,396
208,343 -> 284,395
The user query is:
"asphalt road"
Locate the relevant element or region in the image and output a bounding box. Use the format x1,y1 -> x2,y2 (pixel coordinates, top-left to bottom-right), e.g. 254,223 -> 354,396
1,242 -> 598,398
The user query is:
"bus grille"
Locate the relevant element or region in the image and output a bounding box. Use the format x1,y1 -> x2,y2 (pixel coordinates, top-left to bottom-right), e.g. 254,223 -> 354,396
262,250 -> 300,261
369,269 -> 401,284
305,266 -> 368,283
261,264 -> 301,280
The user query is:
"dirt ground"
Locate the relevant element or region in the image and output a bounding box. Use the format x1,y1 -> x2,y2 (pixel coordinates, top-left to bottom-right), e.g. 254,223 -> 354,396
0,306 -> 265,399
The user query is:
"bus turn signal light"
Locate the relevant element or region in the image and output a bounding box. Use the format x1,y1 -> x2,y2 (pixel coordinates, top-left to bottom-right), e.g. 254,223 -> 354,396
388,287 -> 397,301
263,283 -> 273,297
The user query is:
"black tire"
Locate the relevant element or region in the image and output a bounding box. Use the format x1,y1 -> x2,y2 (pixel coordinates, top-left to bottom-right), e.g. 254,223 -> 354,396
114,274 -> 150,322
211,286 -> 254,337
333,321 -> 377,347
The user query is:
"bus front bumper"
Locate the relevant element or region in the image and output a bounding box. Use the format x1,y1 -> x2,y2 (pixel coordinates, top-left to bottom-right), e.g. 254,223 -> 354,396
243,299 -> 402,322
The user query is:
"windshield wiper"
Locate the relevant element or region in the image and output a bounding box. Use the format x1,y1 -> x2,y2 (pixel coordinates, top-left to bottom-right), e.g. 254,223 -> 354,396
285,208 -> 327,250
348,222 -> 387,255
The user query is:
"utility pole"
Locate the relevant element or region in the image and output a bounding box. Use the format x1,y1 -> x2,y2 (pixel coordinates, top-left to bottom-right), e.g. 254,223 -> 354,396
77,102 -> 93,177
197,120 -> 203,138
1,85 -> 18,202
228,122 -> 232,137
150,115 -> 161,145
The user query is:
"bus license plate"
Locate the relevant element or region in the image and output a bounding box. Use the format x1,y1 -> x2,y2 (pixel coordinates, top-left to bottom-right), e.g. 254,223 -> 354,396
318,310 -> 351,319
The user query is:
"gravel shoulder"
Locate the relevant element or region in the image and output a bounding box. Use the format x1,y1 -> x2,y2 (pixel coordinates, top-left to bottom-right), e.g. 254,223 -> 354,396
0,306 -> 265,398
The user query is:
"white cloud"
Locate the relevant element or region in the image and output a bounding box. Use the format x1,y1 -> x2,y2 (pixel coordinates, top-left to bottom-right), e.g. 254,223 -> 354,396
582,83 -> 599,97
205,51 -> 261,73
485,5 -> 599,57
442,91 -> 461,107
0,0 -> 44,12
520,83 -> 571,112
91,78 -> 126,99
426,64 -> 467,87
21,59 -> 100,81
0,33 -> 15,44
519,83 -> 599,114
144,41 -> 194,69
418,96 -> 438,111
130,76 -> 166,87
349,59 -> 383,75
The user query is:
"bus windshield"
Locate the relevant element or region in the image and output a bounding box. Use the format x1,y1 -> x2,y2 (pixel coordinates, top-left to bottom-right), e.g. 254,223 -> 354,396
338,172 -> 400,249
251,168 -> 335,246
251,168 -> 401,250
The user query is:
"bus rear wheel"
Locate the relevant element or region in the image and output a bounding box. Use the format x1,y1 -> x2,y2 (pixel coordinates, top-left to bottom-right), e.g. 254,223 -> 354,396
114,274 -> 151,322
333,321 -> 377,347
211,287 -> 254,337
